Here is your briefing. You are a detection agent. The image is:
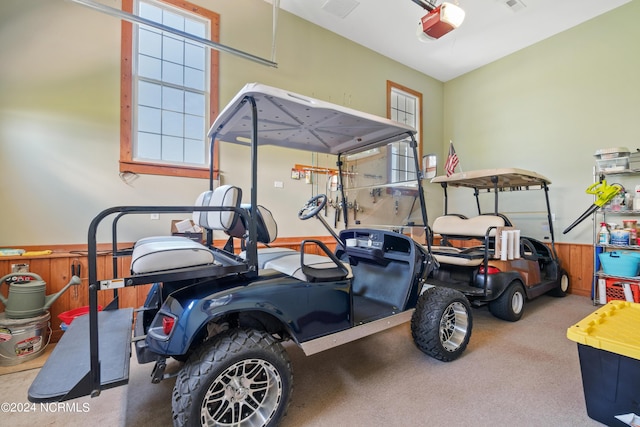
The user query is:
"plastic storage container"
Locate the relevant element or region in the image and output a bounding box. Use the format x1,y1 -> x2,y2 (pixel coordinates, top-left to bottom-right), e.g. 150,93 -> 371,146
599,251 -> 640,277
606,279 -> 640,303
567,301 -> 640,426
58,305 -> 102,325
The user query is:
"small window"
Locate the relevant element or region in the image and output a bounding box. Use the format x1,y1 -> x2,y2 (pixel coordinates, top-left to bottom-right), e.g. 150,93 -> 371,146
387,81 -> 422,183
120,0 -> 219,178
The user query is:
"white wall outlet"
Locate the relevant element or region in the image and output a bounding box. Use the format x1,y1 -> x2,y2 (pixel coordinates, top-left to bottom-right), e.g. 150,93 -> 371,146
150,213 -> 160,220
274,181 -> 284,188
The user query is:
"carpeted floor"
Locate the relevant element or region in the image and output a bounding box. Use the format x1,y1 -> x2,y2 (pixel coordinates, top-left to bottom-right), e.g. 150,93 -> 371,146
1,294 -> 607,426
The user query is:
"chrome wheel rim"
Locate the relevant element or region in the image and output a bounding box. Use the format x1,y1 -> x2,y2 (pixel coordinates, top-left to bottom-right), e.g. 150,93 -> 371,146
560,275 -> 569,292
439,302 -> 469,352
201,358 -> 283,427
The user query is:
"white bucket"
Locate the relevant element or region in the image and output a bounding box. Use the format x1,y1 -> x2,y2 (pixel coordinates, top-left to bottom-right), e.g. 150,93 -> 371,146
0,310 -> 50,366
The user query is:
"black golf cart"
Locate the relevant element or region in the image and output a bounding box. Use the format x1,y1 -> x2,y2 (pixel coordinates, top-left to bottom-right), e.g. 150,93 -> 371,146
428,168 -> 570,321
28,83 -> 473,426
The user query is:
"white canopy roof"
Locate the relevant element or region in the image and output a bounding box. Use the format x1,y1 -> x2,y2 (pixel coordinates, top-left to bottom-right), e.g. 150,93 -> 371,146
208,83 -> 416,155
431,168 -> 551,189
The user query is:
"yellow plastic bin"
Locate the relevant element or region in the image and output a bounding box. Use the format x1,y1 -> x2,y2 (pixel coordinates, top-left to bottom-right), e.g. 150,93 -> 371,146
567,301 -> 640,426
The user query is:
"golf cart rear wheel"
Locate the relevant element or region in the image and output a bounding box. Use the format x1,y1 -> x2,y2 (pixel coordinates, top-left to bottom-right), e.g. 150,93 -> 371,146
172,328 -> 292,427
411,287 -> 472,362
547,272 -> 570,297
489,281 -> 525,322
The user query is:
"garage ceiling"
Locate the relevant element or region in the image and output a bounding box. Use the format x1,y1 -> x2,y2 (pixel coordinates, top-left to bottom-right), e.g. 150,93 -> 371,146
268,0 -> 631,82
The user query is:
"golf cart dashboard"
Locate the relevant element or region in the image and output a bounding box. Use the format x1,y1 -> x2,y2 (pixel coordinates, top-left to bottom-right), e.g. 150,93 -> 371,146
340,229 -> 413,263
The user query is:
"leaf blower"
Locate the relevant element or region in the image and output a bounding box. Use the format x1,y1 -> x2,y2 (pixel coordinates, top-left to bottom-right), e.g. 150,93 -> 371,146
563,180 -> 623,234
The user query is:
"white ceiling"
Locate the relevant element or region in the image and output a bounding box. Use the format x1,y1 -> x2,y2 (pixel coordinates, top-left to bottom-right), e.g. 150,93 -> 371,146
269,0 -> 631,82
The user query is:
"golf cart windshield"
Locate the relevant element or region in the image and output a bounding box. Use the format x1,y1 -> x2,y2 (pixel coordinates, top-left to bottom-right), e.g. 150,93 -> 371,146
338,141 -> 426,235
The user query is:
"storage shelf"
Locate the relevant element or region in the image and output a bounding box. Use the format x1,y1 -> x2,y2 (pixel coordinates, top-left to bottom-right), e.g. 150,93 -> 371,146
593,167 -> 640,304
597,244 -> 640,250
600,209 -> 640,215
596,272 -> 640,281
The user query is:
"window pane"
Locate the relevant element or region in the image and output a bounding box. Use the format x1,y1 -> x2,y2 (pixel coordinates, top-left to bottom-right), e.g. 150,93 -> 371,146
185,92 -> 204,115
162,60 -> 183,85
185,20 -> 205,38
184,67 -> 204,91
162,135 -> 183,162
184,42 -> 205,70
138,81 -> 161,108
162,35 -> 184,64
162,86 -> 184,113
138,55 -> 162,80
139,2 -> 162,22
162,110 -> 183,137
137,131 -> 161,160
185,114 -> 204,140
184,138 -> 205,164
138,105 -> 161,133
138,28 -> 161,58
163,10 -> 184,32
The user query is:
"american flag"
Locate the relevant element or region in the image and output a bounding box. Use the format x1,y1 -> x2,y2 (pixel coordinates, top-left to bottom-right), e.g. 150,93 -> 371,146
445,142 -> 459,177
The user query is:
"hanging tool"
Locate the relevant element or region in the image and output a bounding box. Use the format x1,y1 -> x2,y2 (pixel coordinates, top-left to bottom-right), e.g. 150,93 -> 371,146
71,259 -> 81,300
563,179 -> 623,234
353,199 -> 359,222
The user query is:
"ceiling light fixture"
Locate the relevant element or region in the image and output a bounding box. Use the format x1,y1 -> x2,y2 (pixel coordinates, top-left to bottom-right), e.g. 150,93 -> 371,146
411,0 -> 465,41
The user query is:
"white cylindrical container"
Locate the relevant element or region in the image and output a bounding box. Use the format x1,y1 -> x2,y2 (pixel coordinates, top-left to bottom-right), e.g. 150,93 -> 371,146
507,230 -> 515,260
500,231 -> 508,261
634,185 -> 640,210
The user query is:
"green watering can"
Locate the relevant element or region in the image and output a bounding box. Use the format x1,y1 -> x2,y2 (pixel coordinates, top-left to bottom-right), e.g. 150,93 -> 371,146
0,272 -> 81,319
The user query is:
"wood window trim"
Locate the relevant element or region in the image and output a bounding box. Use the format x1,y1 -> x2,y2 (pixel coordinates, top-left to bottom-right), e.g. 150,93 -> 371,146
386,80 -> 423,161
120,0 -> 220,179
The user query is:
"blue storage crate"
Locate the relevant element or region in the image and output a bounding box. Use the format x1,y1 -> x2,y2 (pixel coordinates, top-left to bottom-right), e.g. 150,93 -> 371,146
599,251 -> 640,277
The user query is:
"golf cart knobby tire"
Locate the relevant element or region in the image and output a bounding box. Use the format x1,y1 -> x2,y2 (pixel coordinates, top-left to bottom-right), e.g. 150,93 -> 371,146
172,328 -> 292,427
411,287 -> 472,362
489,281 -> 525,322
547,272 -> 570,297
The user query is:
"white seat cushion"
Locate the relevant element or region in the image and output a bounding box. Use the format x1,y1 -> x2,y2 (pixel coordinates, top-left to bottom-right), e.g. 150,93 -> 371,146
238,247 -> 297,269
431,246 -> 485,267
264,252 -> 352,282
433,215 -> 505,237
131,237 -> 215,274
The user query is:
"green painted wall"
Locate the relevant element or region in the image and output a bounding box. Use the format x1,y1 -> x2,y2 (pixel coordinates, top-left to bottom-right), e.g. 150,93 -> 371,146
443,0 -> 640,243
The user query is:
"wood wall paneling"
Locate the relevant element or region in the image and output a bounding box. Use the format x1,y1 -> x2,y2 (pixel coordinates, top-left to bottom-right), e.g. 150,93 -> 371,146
0,239 -> 592,344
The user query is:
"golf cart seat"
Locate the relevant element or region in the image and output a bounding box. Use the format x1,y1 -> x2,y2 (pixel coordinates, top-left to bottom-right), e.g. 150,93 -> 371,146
234,207 -> 351,282
430,215 -> 506,266
261,240 -> 352,282
130,185 -> 242,274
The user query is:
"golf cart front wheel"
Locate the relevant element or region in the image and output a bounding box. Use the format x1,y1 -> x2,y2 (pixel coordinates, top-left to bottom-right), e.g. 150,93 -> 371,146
172,328 -> 292,427
411,286 -> 472,362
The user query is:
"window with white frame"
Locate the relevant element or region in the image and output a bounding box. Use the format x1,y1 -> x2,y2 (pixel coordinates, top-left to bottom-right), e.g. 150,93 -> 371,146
387,81 -> 422,183
121,0 -> 219,178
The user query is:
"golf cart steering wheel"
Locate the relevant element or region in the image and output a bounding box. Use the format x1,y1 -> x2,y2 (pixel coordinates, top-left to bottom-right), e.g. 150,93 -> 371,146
298,194 -> 327,220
